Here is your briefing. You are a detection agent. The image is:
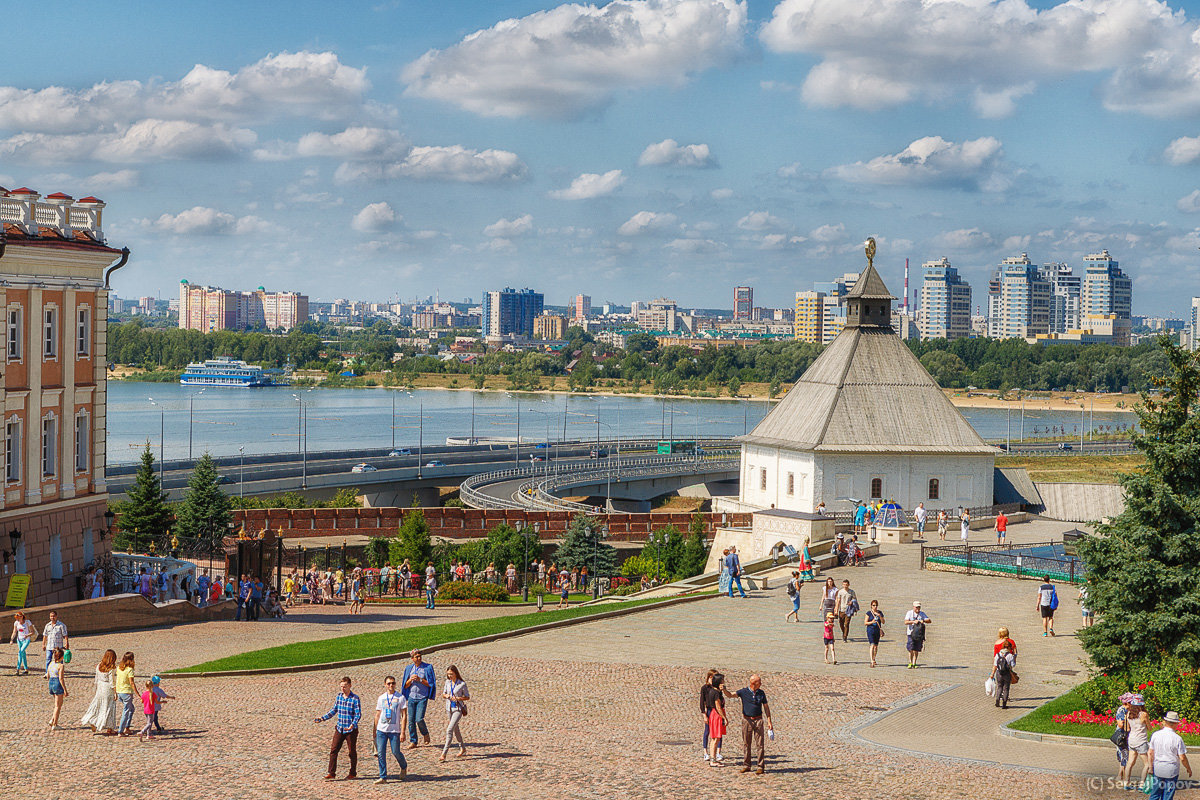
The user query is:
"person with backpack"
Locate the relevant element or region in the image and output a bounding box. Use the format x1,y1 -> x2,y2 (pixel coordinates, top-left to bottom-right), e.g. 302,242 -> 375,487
904,601 -> 931,668
990,642 -> 1016,708
784,571 -> 802,623
993,627 -> 1017,665
1036,575 -> 1059,637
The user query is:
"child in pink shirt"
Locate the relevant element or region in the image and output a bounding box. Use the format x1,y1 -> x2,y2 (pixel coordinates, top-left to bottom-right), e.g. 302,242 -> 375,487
137,680 -> 159,741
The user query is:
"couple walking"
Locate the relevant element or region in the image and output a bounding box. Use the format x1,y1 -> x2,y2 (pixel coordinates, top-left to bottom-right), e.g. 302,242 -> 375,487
315,649 -> 470,783
719,546 -> 748,598
700,669 -> 774,774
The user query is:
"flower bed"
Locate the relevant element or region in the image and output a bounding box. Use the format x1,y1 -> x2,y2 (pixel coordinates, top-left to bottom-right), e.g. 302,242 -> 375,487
1052,709 -> 1200,737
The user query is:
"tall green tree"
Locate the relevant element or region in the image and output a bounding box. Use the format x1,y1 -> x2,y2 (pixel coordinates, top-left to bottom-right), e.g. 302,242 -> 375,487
678,513 -> 711,578
553,514 -> 617,574
115,445 -> 171,552
173,453 -> 231,550
1078,337 -> 1200,670
390,508 -> 432,567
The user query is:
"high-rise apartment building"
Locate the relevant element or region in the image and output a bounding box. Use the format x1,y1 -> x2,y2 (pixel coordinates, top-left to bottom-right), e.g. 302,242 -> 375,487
533,313 -> 567,340
814,273 -> 858,344
1190,298 -> 1200,351
733,286 -> 753,319
793,291 -> 824,343
987,254 -> 1051,339
917,258 -> 972,340
1038,262 -> 1081,334
482,287 -> 544,339
636,298 -> 678,331
0,186 -> 126,604
179,281 -> 308,332
1081,250 -> 1132,345
570,294 -> 591,321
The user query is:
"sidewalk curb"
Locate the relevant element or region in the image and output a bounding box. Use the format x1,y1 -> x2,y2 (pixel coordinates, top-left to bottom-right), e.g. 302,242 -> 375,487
1001,720 -> 1200,754
166,592 -> 715,679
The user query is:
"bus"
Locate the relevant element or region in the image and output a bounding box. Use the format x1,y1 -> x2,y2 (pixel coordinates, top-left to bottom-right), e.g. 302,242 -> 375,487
657,439 -> 696,455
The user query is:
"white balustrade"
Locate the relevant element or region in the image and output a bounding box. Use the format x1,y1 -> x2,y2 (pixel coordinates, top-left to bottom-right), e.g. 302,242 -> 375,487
0,188 -> 106,241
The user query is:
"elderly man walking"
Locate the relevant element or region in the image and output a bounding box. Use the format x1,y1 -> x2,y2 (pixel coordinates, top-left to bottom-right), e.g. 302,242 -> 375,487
735,675 -> 773,775
41,611 -> 68,674
1148,711 -> 1192,800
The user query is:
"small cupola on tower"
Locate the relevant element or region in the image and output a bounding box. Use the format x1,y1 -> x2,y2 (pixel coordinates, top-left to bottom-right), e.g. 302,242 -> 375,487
845,237 -> 895,328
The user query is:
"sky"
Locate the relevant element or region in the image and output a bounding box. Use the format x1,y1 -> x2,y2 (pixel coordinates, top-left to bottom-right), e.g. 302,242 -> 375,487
6,0 -> 1200,316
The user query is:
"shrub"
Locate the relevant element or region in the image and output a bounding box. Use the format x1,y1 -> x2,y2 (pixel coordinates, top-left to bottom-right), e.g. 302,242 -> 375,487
620,554 -> 656,578
436,582 -> 510,602
612,585 -> 640,596
1077,657 -> 1200,721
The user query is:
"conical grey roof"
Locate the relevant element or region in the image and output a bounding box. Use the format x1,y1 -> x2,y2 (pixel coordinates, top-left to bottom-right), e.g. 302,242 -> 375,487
846,262 -> 894,300
739,327 -> 994,453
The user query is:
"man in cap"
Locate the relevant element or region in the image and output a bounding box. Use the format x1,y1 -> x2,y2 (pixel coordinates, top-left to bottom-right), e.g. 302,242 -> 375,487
1148,710 -> 1191,800
903,601 -> 931,668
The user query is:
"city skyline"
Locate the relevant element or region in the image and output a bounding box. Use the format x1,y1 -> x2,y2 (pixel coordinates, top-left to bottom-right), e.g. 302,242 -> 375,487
9,0 -> 1200,316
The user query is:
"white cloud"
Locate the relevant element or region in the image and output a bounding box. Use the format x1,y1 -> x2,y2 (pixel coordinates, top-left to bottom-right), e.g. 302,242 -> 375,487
759,233 -> 806,250
808,222 -> 846,243
736,210 -> 786,231
617,211 -> 679,236
352,202 -> 399,232
665,237 -> 723,254
933,227 -> 996,251
1165,136 -> 1200,166
550,169 -> 625,200
0,120 -> 257,164
85,169 -> 139,190
258,126 -> 409,161
140,206 -> 274,236
1178,190 -> 1200,213
638,138 -> 717,168
402,0 -> 747,120
484,214 -> 534,237
828,136 -> 1010,192
335,145 -> 528,184
710,187 -> 734,200
761,0 -> 1200,117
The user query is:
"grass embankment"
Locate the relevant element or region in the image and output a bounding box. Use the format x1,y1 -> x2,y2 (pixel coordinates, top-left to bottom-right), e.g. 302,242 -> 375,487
1009,685 -> 1200,746
176,596 -> 677,673
997,453 -> 1145,484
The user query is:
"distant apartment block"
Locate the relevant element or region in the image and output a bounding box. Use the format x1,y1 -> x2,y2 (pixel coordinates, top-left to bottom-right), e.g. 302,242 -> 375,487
1190,298 -> 1200,351
987,255 -> 1050,339
793,290 -> 824,343
1039,262 -> 1081,334
533,313 -> 567,340
482,287 -> 544,338
917,258 -> 972,340
636,298 -> 678,332
1081,250 -> 1132,345
178,281 -> 308,332
813,273 -> 858,344
733,286 -> 753,319
570,294 -> 591,321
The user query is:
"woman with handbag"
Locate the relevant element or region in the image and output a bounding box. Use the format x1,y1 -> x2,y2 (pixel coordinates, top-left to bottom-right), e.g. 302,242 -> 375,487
1113,693 -> 1133,788
440,664 -> 470,762
1125,694 -> 1151,790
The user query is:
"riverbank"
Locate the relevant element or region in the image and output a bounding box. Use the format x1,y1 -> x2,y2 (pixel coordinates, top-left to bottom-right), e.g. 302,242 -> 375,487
111,365 -> 1142,412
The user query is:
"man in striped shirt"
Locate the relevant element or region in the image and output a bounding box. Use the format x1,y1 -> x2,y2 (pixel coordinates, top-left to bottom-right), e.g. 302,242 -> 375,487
315,676 -> 361,780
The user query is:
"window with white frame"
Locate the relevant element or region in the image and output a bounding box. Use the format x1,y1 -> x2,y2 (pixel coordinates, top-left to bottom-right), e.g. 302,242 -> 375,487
42,414 -> 56,477
43,307 -> 57,359
75,411 -> 89,472
786,472 -> 794,496
76,306 -> 90,356
759,468 -> 767,491
7,307 -> 20,360
5,418 -> 20,483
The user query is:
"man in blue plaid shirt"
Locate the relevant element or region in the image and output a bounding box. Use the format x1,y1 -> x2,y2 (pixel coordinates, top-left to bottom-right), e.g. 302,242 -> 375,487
315,676 -> 361,780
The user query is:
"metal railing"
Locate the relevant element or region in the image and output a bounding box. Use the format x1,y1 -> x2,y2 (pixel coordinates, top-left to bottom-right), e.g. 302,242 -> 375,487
921,540 -> 1086,583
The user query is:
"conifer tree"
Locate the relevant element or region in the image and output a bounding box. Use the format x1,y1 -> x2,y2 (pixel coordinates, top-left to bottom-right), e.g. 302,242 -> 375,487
554,514 -> 617,574
174,453 -> 231,551
390,508 -> 432,567
115,444 -> 171,552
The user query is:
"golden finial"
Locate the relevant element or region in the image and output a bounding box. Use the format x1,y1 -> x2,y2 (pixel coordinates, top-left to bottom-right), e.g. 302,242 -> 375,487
865,237 -> 876,269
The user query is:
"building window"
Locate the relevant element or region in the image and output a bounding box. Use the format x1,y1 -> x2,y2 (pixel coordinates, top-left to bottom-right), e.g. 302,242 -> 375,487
870,477 -> 883,499
76,307 -> 90,356
928,478 -> 940,500
786,472 -> 794,496
14,540 -> 25,574
49,533 -> 62,580
75,412 -> 89,473
42,414 -> 56,477
760,468 -> 767,491
5,418 -> 20,484
43,308 -> 57,359
7,307 -> 20,360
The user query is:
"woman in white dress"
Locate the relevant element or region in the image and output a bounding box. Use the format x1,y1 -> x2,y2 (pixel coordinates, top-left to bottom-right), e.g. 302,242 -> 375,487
960,509 -> 971,542
80,648 -> 118,735
90,567 -> 105,599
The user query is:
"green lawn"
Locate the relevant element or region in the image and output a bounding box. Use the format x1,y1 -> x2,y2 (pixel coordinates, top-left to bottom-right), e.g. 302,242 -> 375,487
174,596 -> 678,673
1009,685 -> 1200,746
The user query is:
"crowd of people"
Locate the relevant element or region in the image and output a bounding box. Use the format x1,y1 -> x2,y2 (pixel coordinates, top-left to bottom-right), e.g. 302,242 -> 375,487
314,649 -> 471,783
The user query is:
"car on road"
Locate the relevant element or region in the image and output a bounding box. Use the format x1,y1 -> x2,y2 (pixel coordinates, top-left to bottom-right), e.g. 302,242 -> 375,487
1057,443 -> 1073,451
425,460 -> 445,467
589,448 -> 609,458
216,475 -> 234,484
534,442 -> 549,449
530,455 -> 545,462
351,463 -> 378,473
388,448 -> 411,457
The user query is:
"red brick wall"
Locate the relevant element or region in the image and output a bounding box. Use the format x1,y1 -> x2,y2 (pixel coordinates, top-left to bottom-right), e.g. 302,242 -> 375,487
232,507 -> 752,542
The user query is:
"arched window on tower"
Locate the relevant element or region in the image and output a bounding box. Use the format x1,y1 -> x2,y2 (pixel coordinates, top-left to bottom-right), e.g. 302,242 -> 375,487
928,478 -> 940,500
870,477 -> 882,499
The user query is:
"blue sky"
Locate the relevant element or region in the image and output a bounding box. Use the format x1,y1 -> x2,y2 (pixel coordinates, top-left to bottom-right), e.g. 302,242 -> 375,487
6,0 -> 1200,316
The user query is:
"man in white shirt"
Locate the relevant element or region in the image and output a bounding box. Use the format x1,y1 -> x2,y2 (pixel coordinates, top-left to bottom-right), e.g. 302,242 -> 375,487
1148,711 -> 1191,800
41,611 -> 68,673
903,601 -> 931,669
373,675 -> 408,784
914,503 -> 927,538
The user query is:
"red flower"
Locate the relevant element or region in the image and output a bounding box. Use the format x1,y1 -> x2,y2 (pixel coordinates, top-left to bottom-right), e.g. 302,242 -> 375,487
1101,690 -> 1108,695
1148,681 -> 1154,687
1138,683 -> 1146,690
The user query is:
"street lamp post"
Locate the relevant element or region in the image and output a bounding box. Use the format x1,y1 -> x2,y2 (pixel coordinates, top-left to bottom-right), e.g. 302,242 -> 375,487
148,397 -> 164,484
391,391 -> 396,451
238,446 -> 245,498
187,388 -> 206,462
592,523 -> 609,599
292,394 -> 307,489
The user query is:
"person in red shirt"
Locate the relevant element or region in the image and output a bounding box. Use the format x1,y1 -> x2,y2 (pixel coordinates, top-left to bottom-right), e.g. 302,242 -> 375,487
994,510 -> 1009,545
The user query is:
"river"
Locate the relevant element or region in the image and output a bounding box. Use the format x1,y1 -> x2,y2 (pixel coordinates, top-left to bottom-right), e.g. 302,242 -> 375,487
106,382 -> 1137,465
